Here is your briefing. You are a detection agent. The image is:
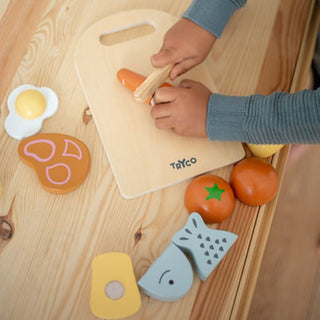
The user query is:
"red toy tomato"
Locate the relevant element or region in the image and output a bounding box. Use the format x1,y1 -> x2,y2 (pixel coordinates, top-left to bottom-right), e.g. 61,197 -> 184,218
230,157 -> 279,206
185,174 -> 235,224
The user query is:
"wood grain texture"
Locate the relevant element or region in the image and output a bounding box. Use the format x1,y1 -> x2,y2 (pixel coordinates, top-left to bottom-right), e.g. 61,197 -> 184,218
230,1 -> 318,318
249,145 -> 320,320
248,6 -> 320,317
0,0 -> 315,319
74,9 -> 244,198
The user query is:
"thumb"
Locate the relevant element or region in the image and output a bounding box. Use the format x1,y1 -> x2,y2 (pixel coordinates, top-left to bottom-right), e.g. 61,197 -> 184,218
153,86 -> 177,104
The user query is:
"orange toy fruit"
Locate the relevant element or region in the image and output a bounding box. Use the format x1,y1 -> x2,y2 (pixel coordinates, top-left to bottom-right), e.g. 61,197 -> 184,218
230,157 -> 279,206
185,174 -> 235,224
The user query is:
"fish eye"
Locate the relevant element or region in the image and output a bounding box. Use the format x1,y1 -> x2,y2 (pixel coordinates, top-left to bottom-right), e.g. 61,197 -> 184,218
159,270 -> 175,286
159,269 -> 176,286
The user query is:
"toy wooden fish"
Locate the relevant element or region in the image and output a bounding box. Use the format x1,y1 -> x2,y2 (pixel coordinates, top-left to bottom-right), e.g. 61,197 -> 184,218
138,212 -> 238,301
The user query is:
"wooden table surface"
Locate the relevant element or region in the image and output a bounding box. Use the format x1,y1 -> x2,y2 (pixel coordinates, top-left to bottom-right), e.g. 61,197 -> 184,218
0,0 -> 317,319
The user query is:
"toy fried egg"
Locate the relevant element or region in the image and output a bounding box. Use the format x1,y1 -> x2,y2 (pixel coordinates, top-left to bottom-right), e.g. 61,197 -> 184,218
4,84 -> 58,140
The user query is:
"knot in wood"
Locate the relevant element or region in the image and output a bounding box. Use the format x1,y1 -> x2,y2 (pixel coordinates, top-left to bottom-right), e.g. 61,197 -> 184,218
0,218 -> 14,240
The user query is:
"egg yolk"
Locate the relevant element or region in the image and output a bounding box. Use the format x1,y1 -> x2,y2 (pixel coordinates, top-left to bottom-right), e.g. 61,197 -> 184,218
15,89 -> 46,120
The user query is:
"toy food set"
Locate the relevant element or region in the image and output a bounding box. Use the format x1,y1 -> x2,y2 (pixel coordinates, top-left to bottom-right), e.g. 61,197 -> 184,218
74,9 -> 244,199
5,84 -> 58,140
184,158 -> 279,222
90,213 -> 237,317
3,8 -> 280,319
18,133 -> 90,194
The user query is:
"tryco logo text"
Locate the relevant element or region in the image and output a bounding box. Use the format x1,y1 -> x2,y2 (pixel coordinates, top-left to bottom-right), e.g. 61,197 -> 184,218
170,157 -> 197,170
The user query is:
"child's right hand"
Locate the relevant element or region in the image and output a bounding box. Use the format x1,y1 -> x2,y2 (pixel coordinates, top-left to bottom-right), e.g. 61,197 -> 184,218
151,18 -> 216,80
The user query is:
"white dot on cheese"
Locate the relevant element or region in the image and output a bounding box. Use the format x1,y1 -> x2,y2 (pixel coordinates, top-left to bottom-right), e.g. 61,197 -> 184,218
105,281 -> 125,300
15,89 -> 46,119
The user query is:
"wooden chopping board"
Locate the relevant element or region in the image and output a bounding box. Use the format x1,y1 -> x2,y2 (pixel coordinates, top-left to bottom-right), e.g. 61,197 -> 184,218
74,9 -> 244,199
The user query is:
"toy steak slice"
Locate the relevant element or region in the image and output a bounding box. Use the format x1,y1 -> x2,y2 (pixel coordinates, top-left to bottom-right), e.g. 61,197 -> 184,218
138,243 -> 193,302
172,212 -> 238,281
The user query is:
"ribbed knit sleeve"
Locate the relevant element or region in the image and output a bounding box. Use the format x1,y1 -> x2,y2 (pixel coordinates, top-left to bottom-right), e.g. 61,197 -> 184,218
207,89 -> 320,144
182,0 -> 247,38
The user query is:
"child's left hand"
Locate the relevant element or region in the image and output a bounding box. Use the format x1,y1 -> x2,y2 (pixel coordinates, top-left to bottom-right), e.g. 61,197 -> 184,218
151,80 -> 211,137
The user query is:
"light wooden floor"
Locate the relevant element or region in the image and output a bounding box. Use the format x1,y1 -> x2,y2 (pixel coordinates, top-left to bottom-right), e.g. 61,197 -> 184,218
248,145 -> 320,320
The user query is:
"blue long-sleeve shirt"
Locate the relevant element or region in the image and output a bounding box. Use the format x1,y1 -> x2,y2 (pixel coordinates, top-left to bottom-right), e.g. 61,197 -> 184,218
183,0 -> 320,144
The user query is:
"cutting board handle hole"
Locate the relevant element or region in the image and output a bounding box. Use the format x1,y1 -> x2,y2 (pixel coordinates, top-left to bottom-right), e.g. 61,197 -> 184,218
99,23 -> 155,46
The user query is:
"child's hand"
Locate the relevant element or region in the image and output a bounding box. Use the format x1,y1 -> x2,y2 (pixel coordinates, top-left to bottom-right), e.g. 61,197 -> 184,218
150,80 -> 211,137
151,18 -> 216,80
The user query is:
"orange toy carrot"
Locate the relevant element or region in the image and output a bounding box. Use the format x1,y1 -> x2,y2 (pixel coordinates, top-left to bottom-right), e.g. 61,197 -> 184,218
117,68 -> 172,104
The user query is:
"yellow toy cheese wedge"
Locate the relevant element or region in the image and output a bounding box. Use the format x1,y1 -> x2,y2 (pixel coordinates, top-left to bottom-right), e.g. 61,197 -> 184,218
91,252 -> 141,319
247,143 -> 284,158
